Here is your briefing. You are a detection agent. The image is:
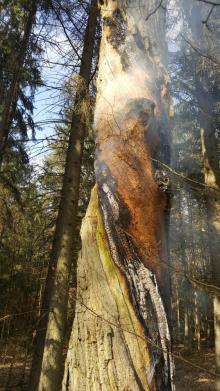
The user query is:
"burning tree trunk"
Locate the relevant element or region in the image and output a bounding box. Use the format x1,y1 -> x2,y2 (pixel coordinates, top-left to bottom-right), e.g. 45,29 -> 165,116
63,0 -> 174,389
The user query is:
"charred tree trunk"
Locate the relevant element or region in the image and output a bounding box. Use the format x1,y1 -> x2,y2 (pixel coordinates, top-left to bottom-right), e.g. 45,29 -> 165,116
29,2 -> 99,390
63,0 -> 174,389
0,1 -> 37,168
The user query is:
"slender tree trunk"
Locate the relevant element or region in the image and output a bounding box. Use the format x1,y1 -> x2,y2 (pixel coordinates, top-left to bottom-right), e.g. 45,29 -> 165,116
194,291 -> 201,351
200,126 -> 220,390
29,2 -> 99,390
186,1 -> 220,383
193,43 -> 220,391
178,190 -> 193,350
63,0 -> 174,389
0,1 -> 37,168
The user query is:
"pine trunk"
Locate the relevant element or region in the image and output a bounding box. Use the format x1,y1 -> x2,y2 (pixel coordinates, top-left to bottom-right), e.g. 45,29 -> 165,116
201,127 -> 220,390
187,2 -> 220,379
29,2 -> 98,390
63,0 -> 174,389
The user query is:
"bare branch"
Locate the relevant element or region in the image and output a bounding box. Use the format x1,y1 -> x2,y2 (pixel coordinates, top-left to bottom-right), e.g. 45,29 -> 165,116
196,0 -> 220,5
151,157 -> 220,192
145,0 -> 163,22
180,33 -> 220,65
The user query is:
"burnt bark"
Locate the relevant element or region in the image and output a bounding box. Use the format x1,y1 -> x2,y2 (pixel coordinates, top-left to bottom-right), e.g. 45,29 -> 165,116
64,0 -> 174,389
63,187 -> 155,390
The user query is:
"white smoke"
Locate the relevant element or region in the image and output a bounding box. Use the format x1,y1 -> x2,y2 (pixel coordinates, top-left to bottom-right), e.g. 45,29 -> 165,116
94,0 -> 168,130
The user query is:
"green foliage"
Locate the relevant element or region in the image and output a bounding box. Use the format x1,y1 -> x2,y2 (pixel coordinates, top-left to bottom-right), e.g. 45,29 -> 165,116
0,146 -> 53,333
0,0 -> 43,143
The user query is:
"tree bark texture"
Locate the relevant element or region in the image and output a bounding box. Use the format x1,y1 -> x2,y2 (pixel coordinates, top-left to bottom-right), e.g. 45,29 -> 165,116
64,0 -> 174,389
63,187 -> 155,390
29,1 -> 99,390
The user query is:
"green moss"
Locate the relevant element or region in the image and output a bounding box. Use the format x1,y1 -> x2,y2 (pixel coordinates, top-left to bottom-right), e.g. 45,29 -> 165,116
96,206 -> 117,278
94,193 -> 151,389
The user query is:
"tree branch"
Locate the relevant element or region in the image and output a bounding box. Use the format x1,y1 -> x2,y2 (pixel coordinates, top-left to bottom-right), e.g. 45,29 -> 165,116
145,0 -> 163,21
196,0 -> 220,5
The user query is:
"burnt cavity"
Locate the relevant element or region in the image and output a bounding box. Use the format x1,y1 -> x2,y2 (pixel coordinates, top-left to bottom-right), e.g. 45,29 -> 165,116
103,8 -> 130,69
124,98 -> 155,126
123,98 -> 159,152
103,9 -> 126,49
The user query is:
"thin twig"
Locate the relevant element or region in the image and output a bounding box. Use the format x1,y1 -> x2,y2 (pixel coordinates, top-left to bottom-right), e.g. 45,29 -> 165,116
146,0 -> 163,21
180,33 -> 220,65
151,157 -> 220,192
197,0 -> 220,6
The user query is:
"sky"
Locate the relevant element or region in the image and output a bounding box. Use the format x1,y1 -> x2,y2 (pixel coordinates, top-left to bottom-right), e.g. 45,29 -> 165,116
28,21 -> 74,168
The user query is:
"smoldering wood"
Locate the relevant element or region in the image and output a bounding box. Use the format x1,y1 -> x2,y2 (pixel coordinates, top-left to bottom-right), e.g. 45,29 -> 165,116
64,0 -> 174,389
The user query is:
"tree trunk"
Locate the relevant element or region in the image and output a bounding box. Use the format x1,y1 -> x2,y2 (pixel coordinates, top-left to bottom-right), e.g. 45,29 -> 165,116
29,2 -> 99,390
186,1 -> 220,381
200,126 -> 220,390
174,0 -> 219,380
64,0 -> 174,389
0,1 -> 37,168
63,186 -> 161,390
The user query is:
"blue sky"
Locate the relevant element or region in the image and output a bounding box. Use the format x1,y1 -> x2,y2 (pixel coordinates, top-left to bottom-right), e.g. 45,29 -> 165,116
28,24 -> 74,167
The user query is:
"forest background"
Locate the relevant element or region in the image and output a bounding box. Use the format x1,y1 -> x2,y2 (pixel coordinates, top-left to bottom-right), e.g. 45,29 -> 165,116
0,0 -> 219,389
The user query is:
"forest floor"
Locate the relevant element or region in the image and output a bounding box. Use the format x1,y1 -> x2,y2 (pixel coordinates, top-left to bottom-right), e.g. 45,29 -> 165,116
174,346 -> 215,390
0,341 -> 216,390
